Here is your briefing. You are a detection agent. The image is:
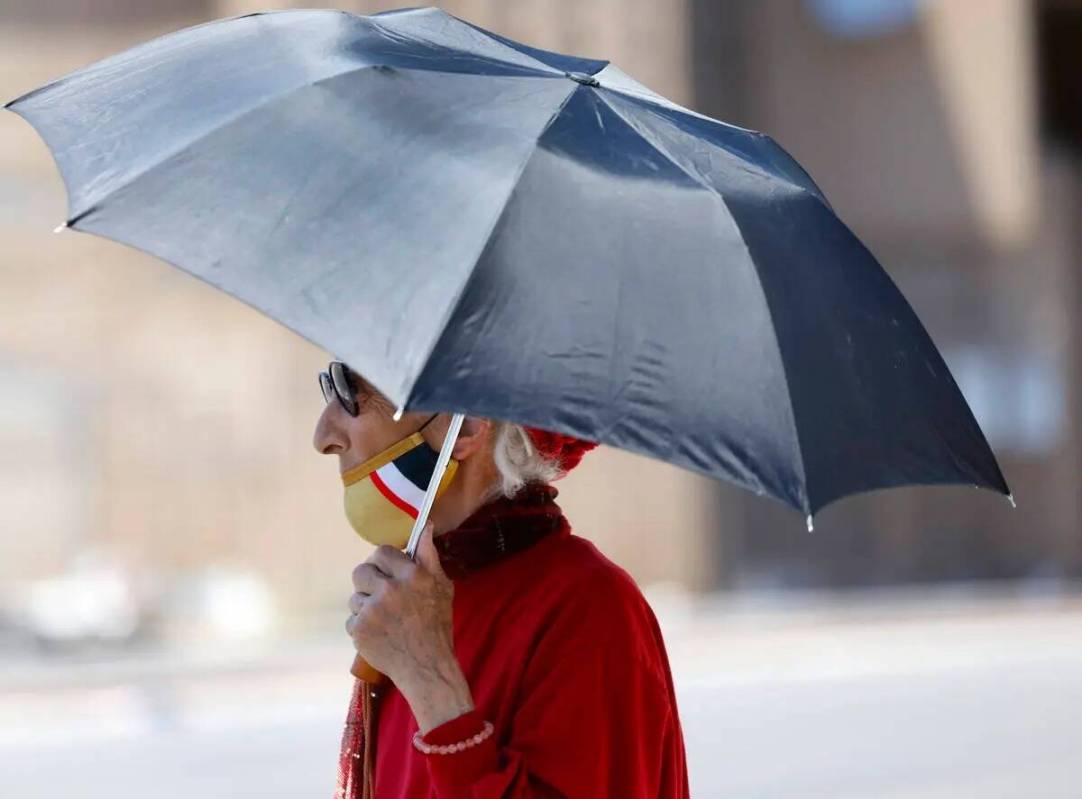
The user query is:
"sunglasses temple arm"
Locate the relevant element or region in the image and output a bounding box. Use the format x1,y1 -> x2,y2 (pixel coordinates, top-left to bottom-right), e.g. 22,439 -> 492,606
405,412 -> 465,558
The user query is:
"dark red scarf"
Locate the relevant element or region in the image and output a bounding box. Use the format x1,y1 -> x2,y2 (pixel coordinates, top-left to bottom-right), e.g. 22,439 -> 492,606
335,482 -> 569,799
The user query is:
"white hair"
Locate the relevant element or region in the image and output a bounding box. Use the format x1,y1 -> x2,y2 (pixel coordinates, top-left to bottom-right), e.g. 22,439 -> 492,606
489,421 -> 563,499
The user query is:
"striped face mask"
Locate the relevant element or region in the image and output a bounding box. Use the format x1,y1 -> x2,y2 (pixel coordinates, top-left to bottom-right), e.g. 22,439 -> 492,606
340,415 -> 458,549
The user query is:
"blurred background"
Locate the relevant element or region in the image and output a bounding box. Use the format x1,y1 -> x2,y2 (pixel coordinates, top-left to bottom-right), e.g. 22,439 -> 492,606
1,0 -> 1080,796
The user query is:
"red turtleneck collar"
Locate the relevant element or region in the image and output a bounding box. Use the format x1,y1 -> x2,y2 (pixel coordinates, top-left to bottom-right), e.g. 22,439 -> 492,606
432,482 -> 569,581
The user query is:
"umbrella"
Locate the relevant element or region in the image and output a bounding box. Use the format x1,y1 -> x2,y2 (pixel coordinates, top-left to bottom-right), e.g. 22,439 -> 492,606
3,5 -> 1011,532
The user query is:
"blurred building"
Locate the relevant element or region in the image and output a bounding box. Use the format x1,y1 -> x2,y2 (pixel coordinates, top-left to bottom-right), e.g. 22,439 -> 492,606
0,0 -> 1078,626
692,0 -> 1082,588
0,0 -> 718,626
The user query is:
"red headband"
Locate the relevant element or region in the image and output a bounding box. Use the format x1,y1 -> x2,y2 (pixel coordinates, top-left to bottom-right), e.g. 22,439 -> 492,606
524,426 -> 598,475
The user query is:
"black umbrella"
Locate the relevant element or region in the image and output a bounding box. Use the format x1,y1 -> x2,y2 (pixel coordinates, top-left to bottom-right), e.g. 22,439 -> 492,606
4,6 -> 1011,530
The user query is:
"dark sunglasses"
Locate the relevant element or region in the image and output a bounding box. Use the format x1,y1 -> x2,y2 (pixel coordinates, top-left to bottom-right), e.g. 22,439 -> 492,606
318,360 -> 361,417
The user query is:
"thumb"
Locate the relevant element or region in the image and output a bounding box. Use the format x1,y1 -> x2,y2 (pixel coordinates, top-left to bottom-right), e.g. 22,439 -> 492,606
415,521 -> 447,579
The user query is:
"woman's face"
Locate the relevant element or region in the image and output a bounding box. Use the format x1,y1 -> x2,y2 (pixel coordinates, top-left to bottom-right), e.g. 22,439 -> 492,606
312,366 -> 435,475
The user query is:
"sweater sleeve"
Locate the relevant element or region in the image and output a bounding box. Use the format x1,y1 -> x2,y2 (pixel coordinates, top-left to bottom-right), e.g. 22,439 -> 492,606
420,569 -> 689,798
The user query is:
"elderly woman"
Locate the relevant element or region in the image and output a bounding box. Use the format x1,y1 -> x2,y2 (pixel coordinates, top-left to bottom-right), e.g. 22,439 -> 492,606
314,361 -> 688,799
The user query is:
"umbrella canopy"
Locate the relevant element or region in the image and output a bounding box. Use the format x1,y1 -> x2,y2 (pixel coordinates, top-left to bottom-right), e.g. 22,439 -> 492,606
4,6 -> 1010,524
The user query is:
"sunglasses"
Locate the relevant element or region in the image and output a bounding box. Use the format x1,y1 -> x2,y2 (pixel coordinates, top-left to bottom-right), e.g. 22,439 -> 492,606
319,360 -> 362,417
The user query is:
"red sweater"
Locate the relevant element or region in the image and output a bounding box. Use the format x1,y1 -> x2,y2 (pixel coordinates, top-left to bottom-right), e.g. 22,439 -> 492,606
368,525 -> 689,797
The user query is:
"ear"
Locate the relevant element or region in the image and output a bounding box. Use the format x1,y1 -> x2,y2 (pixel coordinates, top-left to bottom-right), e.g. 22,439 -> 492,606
451,416 -> 492,461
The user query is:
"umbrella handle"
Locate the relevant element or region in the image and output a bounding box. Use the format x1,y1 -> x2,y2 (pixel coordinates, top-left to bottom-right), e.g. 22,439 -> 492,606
346,413 -> 465,684
351,653 -> 385,684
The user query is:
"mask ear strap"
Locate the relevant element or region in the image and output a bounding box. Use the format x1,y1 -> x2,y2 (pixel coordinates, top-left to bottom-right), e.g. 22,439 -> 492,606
404,412 -> 465,558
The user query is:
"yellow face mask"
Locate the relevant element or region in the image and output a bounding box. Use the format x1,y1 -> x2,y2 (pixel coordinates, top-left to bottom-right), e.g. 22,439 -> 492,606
341,419 -> 458,549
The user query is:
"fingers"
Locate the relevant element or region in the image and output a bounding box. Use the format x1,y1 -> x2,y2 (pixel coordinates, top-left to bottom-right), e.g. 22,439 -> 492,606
414,522 -> 446,580
351,561 -> 390,595
346,524 -> 446,645
347,543 -> 418,639
367,543 -> 414,580
344,594 -> 375,636
349,591 -> 368,615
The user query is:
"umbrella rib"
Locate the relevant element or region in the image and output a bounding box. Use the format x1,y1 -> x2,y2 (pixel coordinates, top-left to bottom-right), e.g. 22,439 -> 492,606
592,93 -> 745,197
368,8 -> 566,78
596,92 -> 813,514
594,65 -> 750,130
5,11 -> 275,110
63,64 -> 556,228
62,64 -> 374,226
598,89 -> 833,211
451,14 -> 609,77
395,82 -> 583,407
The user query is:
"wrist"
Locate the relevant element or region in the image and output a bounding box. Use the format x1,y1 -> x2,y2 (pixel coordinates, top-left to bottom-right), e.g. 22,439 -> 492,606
399,650 -> 475,734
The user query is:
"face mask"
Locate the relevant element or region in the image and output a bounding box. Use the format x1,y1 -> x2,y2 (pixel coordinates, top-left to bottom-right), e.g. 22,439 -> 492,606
341,419 -> 458,549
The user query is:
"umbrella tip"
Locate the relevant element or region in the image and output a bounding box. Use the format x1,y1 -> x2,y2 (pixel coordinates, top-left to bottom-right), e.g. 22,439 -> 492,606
806,515 -> 814,533
393,406 -> 404,422
1007,493 -> 1016,509
53,222 -> 68,234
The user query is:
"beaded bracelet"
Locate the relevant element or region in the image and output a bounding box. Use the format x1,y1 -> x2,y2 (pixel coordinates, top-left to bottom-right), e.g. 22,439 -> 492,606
412,720 -> 494,755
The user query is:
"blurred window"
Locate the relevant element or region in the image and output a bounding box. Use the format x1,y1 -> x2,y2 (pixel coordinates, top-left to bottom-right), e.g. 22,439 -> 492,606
944,346 -> 1067,457
806,0 -> 921,39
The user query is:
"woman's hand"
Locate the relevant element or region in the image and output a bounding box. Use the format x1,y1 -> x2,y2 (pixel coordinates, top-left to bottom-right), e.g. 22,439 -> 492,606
346,523 -> 475,732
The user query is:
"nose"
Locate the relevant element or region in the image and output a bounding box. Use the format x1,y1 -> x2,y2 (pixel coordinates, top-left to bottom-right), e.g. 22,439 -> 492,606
312,401 -> 347,455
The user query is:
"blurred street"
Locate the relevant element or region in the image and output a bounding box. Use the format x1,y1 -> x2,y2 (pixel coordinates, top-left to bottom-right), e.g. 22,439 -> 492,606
2,587 -> 1080,798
